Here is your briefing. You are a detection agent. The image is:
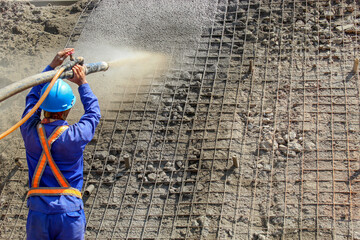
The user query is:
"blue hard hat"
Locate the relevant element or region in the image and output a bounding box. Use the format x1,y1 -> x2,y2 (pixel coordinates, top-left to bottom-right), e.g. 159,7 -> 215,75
40,79 -> 76,112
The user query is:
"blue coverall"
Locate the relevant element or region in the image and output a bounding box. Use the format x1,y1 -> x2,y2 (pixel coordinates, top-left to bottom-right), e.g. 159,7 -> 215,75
20,65 -> 101,240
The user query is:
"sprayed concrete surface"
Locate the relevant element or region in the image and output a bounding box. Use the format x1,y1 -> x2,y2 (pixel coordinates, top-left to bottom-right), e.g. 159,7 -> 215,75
77,0 -> 217,54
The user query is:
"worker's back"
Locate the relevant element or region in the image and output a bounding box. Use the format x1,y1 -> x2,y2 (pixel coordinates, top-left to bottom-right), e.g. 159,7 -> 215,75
20,65 -> 101,214
21,49 -> 100,240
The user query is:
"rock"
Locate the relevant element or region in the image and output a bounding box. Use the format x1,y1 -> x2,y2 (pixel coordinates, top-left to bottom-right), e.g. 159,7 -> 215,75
263,164 -> 272,171
162,176 -> 170,182
346,6 -> 354,13
192,149 -> 201,157
260,8 -> 270,17
106,165 -> 114,171
169,186 -> 178,194
11,26 -> 22,34
70,5 -> 82,14
186,106 -> 195,114
262,118 -> 271,124
295,19 -> 304,27
44,20 -> 59,34
194,73 -> 202,80
147,164 -> 155,172
176,161 -> 183,168
245,29 -> 253,36
264,111 -> 273,118
147,173 -> 157,181
94,151 -> 108,160
253,232 -> 266,240
319,19 -> 329,28
324,11 -> 334,20
276,136 -> 285,145
270,216 -> 282,225
226,229 -> 234,237
135,166 -> 144,172
180,71 -> 191,80
189,164 -> 198,170
260,139 -> 278,151
198,215 -> 209,227
164,162 -> 175,171
288,151 -> 297,158
84,161 -> 90,171
349,125 -> 356,133
336,24 -> 354,32
104,174 -> 114,183
159,171 -> 167,178
83,152 -> 92,161
111,143 -> 122,153
304,141 -> 316,151
141,191 -> 148,197
137,174 -> 144,180
108,155 -> 117,163
176,105 -> 183,112
278,144 -> 287,153
115,172 -> 124,179
290,131 -> 297,140
165,162 -> 173,168
288,142 -> 303,153
191,219 -> 199,227
165,82 -> 176,89
284,131 -> 296,141
353,228 -> 360,240
92,160 -> 103,170
164,166 -> 175,171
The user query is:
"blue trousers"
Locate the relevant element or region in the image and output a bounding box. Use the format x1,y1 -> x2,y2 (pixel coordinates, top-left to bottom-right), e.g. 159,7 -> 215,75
26,209 -> 86,240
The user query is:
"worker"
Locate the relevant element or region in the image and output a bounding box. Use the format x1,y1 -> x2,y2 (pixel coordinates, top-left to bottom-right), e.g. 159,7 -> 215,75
20,48 -> 101,240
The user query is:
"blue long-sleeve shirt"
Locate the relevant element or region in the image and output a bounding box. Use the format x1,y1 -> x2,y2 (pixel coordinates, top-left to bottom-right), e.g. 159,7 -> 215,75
20,65 -> 101,214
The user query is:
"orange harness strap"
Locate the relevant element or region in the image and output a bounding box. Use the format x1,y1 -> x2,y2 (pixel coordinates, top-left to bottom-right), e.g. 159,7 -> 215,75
27,124 -> 82,199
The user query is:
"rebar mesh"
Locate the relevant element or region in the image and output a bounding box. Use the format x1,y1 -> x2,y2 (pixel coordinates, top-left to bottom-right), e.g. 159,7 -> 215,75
1,0 -> 360,239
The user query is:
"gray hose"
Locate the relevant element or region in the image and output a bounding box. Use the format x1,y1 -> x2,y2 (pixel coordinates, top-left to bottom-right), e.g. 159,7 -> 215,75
0,61 -> 109,103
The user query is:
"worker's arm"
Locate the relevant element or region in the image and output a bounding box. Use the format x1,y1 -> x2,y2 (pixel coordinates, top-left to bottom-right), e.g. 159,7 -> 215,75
21,48 -> 74,119
68,65 -> 101,147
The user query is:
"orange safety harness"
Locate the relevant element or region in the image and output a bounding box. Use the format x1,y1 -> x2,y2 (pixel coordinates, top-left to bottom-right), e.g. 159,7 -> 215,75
27,124 -> 82,199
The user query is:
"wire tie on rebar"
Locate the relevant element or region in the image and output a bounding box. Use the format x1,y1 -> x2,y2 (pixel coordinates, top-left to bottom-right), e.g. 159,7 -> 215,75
14,157 -> 22,168
352,58 -> 359,73
249,60 -> 254,73
84,184 -> 95,196
232,156 -> 239,168
124,154 -> 131,169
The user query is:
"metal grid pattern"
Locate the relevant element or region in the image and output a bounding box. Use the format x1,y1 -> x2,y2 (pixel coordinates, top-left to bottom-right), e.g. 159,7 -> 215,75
1,0 -> 360,239
65,0 -> 102,48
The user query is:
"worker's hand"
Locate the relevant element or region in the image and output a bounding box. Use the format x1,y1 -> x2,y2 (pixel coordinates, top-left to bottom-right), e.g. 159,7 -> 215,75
49,48 -> 74,69
68,64 -> 88,86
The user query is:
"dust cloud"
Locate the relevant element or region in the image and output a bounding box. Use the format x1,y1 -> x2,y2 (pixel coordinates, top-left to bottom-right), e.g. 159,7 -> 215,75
67,45 -> 169,121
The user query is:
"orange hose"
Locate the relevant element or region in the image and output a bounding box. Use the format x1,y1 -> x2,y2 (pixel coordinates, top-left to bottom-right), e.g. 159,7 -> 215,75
0,67 -> 65,140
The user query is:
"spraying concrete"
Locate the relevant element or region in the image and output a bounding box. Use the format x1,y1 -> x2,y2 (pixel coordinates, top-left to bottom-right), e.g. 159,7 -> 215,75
72,0 -> 217,117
